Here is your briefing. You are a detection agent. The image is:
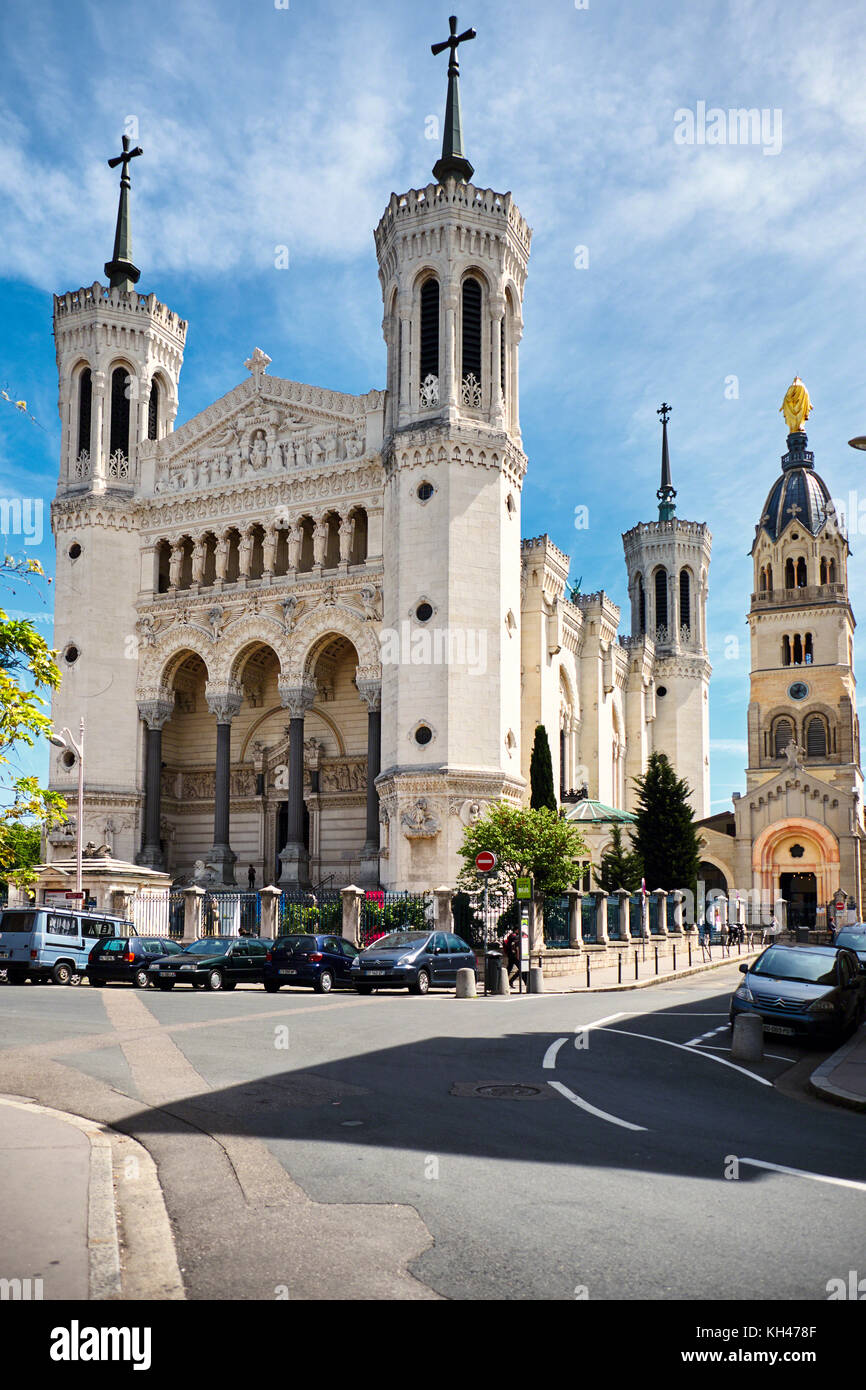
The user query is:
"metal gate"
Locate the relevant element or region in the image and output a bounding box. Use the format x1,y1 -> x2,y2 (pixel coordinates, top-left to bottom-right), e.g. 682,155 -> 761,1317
359,890 -> 432,947
277,889 -> 342,937
201,891 -> 261,937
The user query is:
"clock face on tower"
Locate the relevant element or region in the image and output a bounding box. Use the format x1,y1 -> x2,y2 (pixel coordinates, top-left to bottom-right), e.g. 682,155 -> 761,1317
788,681 -> 809,701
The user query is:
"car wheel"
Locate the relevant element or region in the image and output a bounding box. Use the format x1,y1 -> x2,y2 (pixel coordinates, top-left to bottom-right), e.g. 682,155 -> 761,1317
52,961 -> 74,986
264,982 -> 280,993
355,983 -> 374,995
410,968 -> 430,996
315,970 -> 334,994
133,968 -> 150,989
206,969 -> 223,992
157,980 -> 175,991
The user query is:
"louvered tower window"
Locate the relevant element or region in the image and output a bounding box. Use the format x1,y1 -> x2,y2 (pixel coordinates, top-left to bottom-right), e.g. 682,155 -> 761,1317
655,568 -> 668,632
680,569 -> 691,634
774,718 -> 794,757
110,367 -> 131,460
419,279 -> 440,402
147,380 -> 159,441
806,716 -> 827,758
77,369 -> 92,457
461,277 -> 482,406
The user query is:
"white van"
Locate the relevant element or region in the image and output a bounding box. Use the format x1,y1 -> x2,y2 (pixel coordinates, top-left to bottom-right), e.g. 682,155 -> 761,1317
0,907 -> 134,985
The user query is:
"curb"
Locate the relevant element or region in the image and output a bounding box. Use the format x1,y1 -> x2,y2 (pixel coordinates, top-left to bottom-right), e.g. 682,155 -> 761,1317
808,1026 -> 866,1112
0,1096 -> 185,1300
491,950 -> 762,996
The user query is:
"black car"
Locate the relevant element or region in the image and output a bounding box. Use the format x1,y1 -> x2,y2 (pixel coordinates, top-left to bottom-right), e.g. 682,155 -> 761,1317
730,942 -> 866,1041
264,934 -> 358,993
149,935 -> 273,991
87,935 -> 183,988
834,926 -> 866,967
350,928 -> 477,994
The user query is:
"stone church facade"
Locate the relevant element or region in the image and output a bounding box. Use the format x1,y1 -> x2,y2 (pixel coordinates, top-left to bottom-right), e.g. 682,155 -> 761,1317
46,62 -> 712,891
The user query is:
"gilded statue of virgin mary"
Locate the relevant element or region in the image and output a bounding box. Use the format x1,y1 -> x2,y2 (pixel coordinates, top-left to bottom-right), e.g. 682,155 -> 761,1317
780,377 -> 813,434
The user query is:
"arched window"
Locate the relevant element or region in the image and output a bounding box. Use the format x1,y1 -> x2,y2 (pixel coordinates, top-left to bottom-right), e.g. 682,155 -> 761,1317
638,575 -> 646,634
828,558 -> 837,584
77,368 -> 92,458
680,569 -> 691,634
804,632 -> 813,664
774,718 -> 794,758
820,557 -> 828,585
782,635 -> 791,666
759,567 -> 768,592
793,633 -> 803,665
461,276 -> 482,406
796,556 -> 807,587
654,568 -> 668,633
785,558 -> 795,588
766,563 -> 773,590
109,366 -> 131,460
806,716 -> 827,758
419,278 -> 440,405
147,380 -> 160,441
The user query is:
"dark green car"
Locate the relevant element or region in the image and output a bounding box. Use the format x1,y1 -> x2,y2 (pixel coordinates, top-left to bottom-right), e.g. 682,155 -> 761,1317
148,936 -> 273,991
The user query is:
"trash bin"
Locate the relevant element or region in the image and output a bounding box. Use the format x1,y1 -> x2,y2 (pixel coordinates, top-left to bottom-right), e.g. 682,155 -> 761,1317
796,927 -> 811,944
484,949 -> 503,992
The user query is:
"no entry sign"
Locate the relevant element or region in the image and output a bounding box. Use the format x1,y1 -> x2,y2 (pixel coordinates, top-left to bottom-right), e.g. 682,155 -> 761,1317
475,851 -> 497,874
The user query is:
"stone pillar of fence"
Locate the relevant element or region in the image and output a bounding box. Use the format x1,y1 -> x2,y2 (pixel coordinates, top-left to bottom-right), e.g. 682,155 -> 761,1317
341,885 -> 364,945
615,889 -> 630,944
669,890 -> 685,939
653,890 -> 669,935
183,886 -> 205,942
593,891 -> 609,945
566,890 -> 583,952
6,881 -> 22,908
112,889 -> 135,923
259,885 -> 281,939
433,885 -> 453,933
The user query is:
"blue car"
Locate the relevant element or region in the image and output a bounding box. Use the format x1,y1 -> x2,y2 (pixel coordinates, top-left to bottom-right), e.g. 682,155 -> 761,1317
834,926 -> 866,967
350,928 -> 477,995
264,934 -> 358,993
730,942 -> 866,1042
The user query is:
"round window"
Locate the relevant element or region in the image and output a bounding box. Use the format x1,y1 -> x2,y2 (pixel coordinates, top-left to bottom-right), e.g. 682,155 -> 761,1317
788,681 -> 809,701
68,542 -> 82,560
656,685 -> 667,697
415,725 -> 433,746
415,601 -> 433,622
417,481 -> 434,502
61,750 -> 76,770
64,645 -> 80,665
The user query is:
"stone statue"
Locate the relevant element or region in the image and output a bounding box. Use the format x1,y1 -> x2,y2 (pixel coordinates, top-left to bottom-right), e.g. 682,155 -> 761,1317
783,740 -> 805,770
780,377 -> 813,434
249,430 -> 268,469
401,798 -> 440,838
359,585 -> 382,621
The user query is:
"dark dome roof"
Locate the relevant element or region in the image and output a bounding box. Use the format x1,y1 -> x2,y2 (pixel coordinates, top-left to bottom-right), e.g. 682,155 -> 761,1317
754,433 -> 835,545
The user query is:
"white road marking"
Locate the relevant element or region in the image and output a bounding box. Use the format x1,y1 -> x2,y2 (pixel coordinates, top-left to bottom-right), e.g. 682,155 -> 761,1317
599,1027 -> 773,1087
739,1157 -> 866,1193
548,1080 -> 648,1132
542,1037 -> 568,1069
698,1044 -> 794,1062
685,1024 -> 730,1046
543,1013 -> 630,1069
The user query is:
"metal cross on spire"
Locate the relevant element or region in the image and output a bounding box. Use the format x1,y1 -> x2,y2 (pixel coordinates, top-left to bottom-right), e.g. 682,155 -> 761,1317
104,134 -> 143,293
431,14 -> 476,184
656,402 -> 677,520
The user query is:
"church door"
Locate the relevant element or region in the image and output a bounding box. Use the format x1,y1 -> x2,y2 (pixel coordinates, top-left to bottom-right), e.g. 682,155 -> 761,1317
779,872 -> 817,929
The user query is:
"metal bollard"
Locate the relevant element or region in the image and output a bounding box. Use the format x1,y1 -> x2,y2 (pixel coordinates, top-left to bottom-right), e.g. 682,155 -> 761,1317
586,955 -> 591,987
672,944 -> 677,972
617,953 -> 622,984
688,940 -> 692,967
634,949 -> 638,980
654,947 -> 659,975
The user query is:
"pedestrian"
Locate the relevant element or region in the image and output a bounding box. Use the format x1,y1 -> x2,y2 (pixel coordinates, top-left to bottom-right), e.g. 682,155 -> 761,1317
247,864 -> 256,890
503,928 -> 521,987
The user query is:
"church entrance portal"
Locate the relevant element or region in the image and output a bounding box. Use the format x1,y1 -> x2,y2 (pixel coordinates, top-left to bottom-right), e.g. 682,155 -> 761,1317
276,801 -> 310,885
779,871 -> 817,929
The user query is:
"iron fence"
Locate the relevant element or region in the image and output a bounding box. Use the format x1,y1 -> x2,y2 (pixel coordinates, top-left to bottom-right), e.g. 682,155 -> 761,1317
629,894 -> 644,937
581,895 -> 597,943
542,896 -> 569,949
201,891 -> 261,937
277,889 -> 342,937
131,887 -> 172,936
606,895 -> 624,941
453,890 -> 515,949
359,889 -> 433,947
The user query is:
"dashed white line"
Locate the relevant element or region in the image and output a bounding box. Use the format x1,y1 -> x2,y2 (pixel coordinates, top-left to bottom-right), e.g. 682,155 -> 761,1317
547,1080 -> 648,1131
685,1024 -> 730,1047
739,1157 -> 866,1193
600,1027 -> 773,1086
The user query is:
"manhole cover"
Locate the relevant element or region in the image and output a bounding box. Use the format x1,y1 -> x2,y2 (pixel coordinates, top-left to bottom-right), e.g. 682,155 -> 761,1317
475,1084 -> 541,1099
450,1081 -> 552,1101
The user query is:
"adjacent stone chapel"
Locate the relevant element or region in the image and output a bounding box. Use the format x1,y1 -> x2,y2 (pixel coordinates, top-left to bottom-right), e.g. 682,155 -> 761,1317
46,25 -> 712,890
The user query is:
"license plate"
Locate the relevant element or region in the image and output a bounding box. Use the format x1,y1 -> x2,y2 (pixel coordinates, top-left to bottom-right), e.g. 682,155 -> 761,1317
366,970 -> 387,976
0,949 -> 9,958
764,1024 -> 796,1036
162,971 -> 176,978
279,968 -> 297,976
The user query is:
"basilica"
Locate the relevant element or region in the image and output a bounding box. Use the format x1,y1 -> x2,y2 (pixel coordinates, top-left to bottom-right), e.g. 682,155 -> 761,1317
45,40 -> 715,892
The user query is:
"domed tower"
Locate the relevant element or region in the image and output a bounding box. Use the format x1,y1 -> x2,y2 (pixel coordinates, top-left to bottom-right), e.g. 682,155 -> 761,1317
747,385 -> 857,785
49,137 -> 186,863
373,17 -> 531,887
622,404 -> 712,815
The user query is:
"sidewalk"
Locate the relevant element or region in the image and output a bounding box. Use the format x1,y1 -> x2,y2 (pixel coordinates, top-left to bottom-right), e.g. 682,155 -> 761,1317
809,1026 -> 866,1112
496,944 -> 762,995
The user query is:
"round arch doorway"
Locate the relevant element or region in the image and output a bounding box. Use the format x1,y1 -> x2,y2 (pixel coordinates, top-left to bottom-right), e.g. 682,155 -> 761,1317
779,871 -> 817,930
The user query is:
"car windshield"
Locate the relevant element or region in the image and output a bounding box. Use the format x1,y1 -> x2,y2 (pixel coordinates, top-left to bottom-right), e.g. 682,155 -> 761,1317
366,931 -> 429,950
183,938 -> 233,954
0,910 -> 37,932
274,936 -> 317,953
835,931 -> 866,949
751,946 -> 837,985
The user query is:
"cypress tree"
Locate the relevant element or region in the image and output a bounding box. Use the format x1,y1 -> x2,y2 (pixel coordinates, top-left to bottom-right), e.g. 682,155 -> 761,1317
631,751 -> 702,895
529,724 -> 557,811
595,823 -> 642,894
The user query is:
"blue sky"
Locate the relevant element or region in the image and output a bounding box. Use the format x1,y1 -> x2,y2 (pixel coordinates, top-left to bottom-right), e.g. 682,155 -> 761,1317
2,0 -> 866,808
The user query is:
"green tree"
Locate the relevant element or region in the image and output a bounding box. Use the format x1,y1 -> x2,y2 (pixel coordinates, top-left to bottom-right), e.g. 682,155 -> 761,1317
594,823 -> 643,894
631,752 -> 702,895
0,557 -> 66,886
457,801 -> 589,897
529,724 -> 557,811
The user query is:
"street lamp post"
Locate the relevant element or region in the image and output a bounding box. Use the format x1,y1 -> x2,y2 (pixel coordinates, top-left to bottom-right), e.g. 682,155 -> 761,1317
48,718 -> 85,897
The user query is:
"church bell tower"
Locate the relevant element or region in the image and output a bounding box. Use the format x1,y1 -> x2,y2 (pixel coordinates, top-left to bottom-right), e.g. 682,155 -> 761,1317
374,16 -> 532,886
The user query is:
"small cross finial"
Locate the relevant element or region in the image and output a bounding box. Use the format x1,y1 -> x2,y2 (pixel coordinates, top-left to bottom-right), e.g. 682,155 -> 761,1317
431,14 -> 476,66
431,15 -> 476,184
657,402 -> 672,425
107,133 -> 143,181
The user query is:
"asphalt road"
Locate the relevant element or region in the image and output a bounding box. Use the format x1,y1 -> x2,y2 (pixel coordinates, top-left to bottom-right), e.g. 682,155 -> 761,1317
0,963 -> 863,1300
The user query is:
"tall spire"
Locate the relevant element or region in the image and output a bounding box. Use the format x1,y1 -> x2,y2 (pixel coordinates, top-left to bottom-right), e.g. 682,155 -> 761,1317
104,134 -> 143,292
431,14 -> 476,183
656,402 -> 677,521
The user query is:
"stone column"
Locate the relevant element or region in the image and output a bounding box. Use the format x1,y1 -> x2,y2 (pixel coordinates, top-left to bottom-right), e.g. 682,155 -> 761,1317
137,698 -> 173,869
490,294 -> 505,426
434,885 -> 453,933
616,888 -> 631,942
593,890 -> 610,945
91,369 -> 107,491
653,889 -> 669,935
567,890 -> 583,953
341,884 -> 364,945
398,294 -> 412,426
357,680 -> 382,887
207,688 -> 242,885
259,885 -> 281,939
442,286 -> 458,412
183,886 -> 204,942
278,682 -> 315,887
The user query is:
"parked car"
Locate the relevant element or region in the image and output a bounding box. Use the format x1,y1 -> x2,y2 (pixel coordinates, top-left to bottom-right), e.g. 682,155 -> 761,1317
264,933 -> 358,993
730,942 -> 866,1042
87,935 -> 183,988
350,928 -> 476,995
148,935 -> 273,991
833,926 -> 866,967
0,907 -> 134,985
